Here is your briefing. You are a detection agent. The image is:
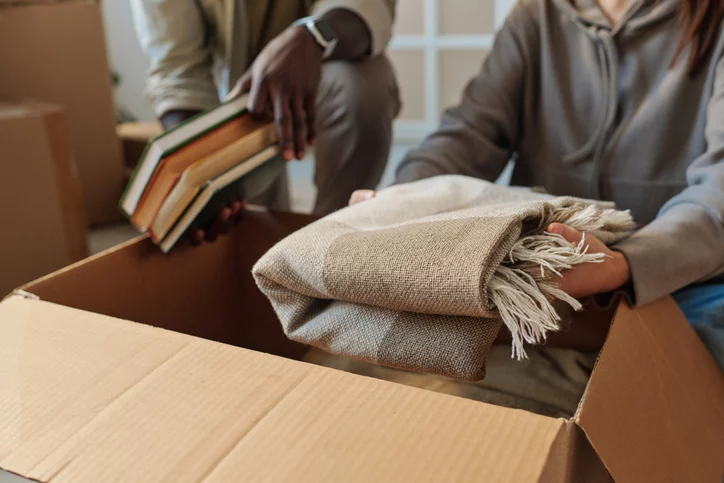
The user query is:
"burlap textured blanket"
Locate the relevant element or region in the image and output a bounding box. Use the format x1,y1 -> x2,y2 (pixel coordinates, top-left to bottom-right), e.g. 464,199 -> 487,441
253,176 -> 634,381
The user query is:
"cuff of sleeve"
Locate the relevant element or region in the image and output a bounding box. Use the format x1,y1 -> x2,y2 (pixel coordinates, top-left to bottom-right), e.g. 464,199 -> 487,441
146,85 -> 220,119
613,204 -> 724,307
613,235 -> 665,307
312,0 -> 393,56
150,96 -> 220,119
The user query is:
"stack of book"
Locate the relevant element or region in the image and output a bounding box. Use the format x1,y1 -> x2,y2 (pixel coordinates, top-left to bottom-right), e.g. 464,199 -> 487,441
120,95 -> 283,253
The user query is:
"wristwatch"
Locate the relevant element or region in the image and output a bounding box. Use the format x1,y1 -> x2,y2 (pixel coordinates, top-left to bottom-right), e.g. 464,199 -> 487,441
292,16 -> 338,60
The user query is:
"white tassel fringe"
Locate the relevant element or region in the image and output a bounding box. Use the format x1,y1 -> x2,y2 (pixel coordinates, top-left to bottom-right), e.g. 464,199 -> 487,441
487,204 -> 633,360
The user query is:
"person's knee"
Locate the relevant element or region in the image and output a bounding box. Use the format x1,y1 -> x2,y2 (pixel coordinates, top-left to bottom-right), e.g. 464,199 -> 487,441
319,57 -> 400,137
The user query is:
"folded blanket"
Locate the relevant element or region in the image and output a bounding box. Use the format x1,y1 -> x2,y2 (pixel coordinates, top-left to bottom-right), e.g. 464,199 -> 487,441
253,176 -> 634,380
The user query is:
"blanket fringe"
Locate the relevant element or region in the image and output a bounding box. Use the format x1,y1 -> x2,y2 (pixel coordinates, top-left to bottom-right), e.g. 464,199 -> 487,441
488,204 -> 633,360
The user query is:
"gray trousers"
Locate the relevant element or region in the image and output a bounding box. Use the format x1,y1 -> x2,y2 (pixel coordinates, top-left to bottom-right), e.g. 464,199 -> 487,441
250,55 -> 401,214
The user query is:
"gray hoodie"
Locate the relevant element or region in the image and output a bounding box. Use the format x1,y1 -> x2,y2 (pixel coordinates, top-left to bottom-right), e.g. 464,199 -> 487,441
395,0 -> 724,305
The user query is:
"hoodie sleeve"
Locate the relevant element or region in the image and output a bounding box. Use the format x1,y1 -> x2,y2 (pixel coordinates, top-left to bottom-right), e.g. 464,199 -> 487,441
311,0 -> 396,56
614,56 -> 724,306
394,2 -> 538,184
130,0 -> 220,118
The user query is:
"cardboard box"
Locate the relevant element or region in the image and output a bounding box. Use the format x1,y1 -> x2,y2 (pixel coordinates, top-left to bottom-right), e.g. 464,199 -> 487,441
0,1 -> 125,226
117,121 -> 164,180
0,101 -> 88,296
1,209 -> 723,482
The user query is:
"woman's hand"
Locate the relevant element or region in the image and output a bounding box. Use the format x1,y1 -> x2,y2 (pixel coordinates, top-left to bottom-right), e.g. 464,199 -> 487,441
547,223 -> 631,298
348,194 -> 629,299
349,189 -> 376,205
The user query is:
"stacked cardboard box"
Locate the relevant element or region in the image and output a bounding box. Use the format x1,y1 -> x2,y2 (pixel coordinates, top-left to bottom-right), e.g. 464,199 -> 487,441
0,209 -> 722,482
0,0 -> 125,225
0,101 -> 88,295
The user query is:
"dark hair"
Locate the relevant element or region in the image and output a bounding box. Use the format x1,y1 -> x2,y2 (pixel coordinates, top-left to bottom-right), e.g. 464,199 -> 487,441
671,0 -> 724,76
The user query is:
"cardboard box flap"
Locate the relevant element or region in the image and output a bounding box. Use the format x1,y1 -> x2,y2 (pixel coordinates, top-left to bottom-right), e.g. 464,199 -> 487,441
575,297 -> 724,482
0,297 -> 571,483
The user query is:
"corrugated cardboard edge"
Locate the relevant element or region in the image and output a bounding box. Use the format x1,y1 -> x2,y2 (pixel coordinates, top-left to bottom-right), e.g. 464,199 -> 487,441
538,421 -> 611,483
17,234 -> 148,293
574,297 -> 724,482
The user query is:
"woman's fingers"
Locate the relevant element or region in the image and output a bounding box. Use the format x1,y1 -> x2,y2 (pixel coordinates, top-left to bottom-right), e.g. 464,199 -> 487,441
349,190 -> 376,206
547,223 -> 584,244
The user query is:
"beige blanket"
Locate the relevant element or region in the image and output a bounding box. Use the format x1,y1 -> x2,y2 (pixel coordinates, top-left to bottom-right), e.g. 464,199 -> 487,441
253,176 -> 633,381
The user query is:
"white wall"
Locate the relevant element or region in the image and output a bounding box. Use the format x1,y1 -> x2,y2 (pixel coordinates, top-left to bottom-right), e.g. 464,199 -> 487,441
102,0 -> 154,121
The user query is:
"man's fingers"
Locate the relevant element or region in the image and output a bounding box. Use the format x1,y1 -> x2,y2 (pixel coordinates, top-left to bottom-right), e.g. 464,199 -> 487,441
226,81 -> 242,102
230,200 -> 246,222
207,207 -> 233,243
248,76 -> 270,117
190,229 -> 205,246
230,200 -> 243,216
292,93 -> 307,160
349,190 -> 376,206
272,87 -> 294,160
304,94 -> 317,146
547,223 -> 583,245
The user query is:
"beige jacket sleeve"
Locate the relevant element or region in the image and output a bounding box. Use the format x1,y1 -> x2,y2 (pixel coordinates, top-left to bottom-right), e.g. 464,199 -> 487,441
130,0 -> 221,118
311,0 -> 397,56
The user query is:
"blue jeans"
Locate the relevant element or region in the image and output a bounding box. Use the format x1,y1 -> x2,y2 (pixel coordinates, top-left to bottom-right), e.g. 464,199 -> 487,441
672,282 -> 724,371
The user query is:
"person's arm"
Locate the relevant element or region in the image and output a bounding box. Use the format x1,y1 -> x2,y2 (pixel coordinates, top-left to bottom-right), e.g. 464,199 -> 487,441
130,0 -> 218,130
394,3 -> 538,184
200,1 -> 396,244
613,57 -> 724,305
230,3 -> 394,161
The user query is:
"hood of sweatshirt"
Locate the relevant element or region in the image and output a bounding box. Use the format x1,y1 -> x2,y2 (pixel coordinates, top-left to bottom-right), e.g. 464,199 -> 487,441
556,0 -> 679,34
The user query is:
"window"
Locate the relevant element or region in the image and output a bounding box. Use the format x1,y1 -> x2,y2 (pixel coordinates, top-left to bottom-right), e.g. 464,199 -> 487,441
389,0 -> 516,141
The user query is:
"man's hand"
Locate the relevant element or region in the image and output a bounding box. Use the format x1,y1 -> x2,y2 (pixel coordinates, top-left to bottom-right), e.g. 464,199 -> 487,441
190,26 -> 324,246
230,25 -> 323,161
547,223 -> 631,299
228,9 -> 373,162
191,9 -> 373,248
190,26 -> 323,246
187,200 -> 246,246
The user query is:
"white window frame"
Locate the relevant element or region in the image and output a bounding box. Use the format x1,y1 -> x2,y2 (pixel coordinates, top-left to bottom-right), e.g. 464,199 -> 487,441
389,0 -> 515,143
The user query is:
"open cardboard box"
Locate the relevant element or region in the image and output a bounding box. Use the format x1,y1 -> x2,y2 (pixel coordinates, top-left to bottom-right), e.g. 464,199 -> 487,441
1,209 -> 723,482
